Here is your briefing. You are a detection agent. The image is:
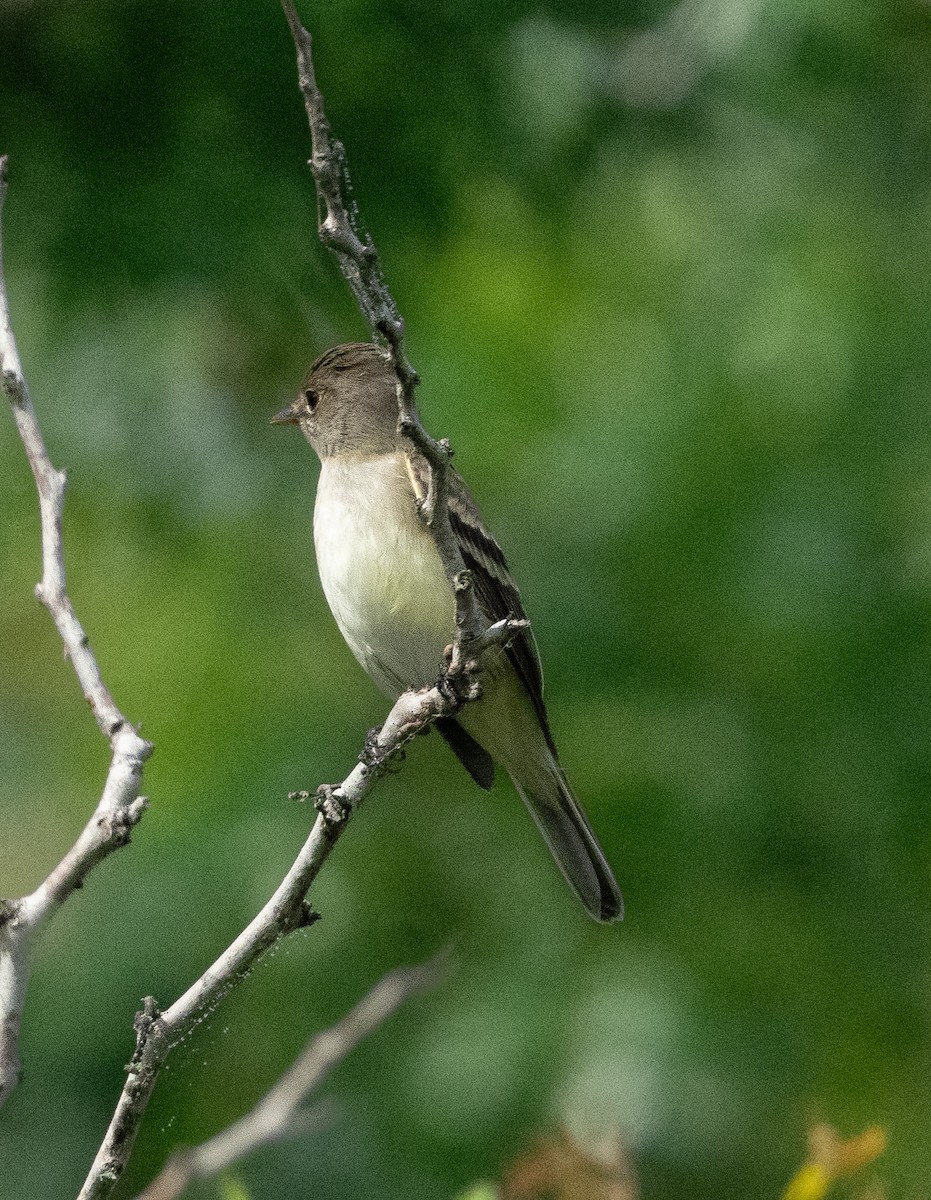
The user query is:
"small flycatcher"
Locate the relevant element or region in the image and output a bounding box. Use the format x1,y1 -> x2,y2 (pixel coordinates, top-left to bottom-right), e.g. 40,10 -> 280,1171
273,342 -> 622,922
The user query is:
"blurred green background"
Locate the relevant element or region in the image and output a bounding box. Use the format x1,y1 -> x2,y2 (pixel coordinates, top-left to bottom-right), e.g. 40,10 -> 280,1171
1,0 -> 930,1196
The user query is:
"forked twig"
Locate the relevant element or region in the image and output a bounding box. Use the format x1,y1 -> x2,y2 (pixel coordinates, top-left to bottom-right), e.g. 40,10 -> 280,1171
132,959 -> 443,1200
0,154 -> 153,1109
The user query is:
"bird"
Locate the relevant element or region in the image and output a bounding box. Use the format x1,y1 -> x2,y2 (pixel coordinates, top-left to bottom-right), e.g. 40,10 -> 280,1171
272,342 -> 622,922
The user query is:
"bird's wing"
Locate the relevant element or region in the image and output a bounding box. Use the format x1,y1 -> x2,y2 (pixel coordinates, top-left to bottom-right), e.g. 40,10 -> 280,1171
407,451 -> 555,753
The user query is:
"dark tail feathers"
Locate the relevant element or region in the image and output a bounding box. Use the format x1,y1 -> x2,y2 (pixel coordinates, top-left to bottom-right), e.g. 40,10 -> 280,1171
511,759 -> 623,923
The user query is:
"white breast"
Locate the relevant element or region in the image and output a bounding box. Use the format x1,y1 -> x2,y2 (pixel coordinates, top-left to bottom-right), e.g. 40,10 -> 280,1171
313,453 -> 455,697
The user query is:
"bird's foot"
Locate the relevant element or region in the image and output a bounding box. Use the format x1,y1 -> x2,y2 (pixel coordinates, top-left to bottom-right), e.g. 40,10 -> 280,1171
359,724 -> 384,769
438,659 -> 483,710
313,783 -> 351,828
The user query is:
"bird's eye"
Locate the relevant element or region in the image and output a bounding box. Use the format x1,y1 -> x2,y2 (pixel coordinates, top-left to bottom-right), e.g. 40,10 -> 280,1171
303,388 -> 318,413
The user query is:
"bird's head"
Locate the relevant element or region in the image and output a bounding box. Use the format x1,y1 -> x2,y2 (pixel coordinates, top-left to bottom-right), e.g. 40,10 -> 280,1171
271,341 -> 402,461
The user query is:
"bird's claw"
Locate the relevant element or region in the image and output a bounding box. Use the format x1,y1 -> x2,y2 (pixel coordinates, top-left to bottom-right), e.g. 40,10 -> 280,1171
313,784 -> 351,826
359,724 -> 384,768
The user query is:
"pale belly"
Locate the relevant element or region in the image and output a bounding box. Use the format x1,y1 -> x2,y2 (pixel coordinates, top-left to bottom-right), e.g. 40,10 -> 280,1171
313,453 -> 456,697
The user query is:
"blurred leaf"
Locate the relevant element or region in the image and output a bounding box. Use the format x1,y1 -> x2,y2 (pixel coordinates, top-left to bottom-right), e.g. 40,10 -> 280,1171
782,1125 -> 887,1200
500,1129 -> 636,1200
217,1173 -> 252,1200
455,1186 -> 500,1200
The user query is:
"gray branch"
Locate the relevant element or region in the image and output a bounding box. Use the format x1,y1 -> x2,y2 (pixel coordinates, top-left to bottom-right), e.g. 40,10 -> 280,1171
78,10 -> 528,1193
131,959 -> 442,1200
0,155 -> 154,1109
76,616 -> 522,1200
280,0 -> 487,645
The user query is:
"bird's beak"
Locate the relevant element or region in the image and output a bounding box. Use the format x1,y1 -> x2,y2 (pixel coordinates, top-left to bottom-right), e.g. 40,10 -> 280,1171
270,403 -> 300,426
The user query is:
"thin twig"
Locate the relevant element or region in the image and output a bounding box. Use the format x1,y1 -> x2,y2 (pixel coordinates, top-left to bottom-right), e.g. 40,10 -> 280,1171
76,617 -> 520,1200
0,154 -> 154,1109
132,958 -> 443,1200
280,0 -> 487,643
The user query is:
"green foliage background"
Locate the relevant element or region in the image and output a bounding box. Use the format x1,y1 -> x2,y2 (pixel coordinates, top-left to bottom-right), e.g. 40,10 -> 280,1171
1,0 -> 930,1196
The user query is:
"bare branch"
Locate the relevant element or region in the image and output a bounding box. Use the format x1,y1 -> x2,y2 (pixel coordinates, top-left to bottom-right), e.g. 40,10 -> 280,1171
280,0 -> 487,643
77,11 -> 529,1190
76,649 -> 501,1200
132,959 -> 442,1200
0,154 -> 154,1109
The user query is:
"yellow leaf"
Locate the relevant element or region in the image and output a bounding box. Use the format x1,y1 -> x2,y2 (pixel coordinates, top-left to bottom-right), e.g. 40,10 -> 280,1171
782,1125 -> 887,1200
783,1163 -> 831,1200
